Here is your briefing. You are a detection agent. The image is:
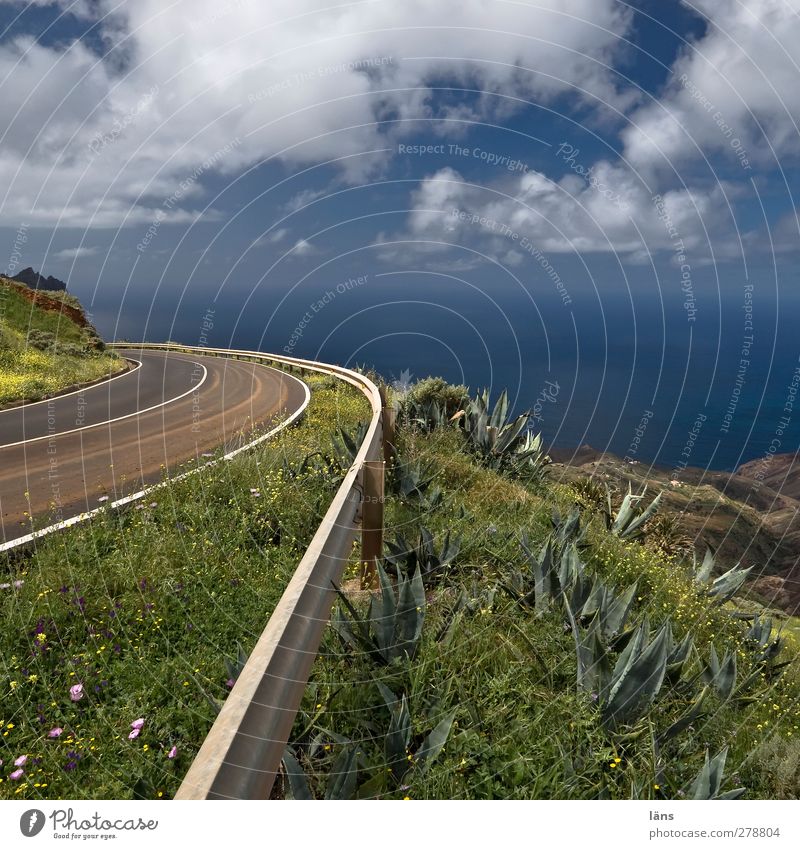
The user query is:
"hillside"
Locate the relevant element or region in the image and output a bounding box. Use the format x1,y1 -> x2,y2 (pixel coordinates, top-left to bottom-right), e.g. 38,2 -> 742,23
550,448 -> 800,614
1,370 -> 798,801
0,275 -> 124,406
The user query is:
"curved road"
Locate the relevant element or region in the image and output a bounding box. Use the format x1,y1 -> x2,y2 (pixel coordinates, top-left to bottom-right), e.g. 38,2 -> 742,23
0,349 -> 308,545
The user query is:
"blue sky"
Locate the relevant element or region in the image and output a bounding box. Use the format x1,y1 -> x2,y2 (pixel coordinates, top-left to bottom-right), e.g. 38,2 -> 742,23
0,0 -> 798,368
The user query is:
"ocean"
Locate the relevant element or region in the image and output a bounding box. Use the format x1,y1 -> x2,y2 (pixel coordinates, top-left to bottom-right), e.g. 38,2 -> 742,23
93,262 -> 800,475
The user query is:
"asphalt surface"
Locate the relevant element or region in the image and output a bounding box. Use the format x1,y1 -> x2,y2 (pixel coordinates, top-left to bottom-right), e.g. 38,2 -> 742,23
0,349 -> 308,544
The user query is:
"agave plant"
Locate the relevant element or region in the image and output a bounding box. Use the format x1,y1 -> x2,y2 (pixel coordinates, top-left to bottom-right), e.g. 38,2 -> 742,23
403,398 -> 451,432
657,685 -> 710,747
701,644 -> 737,701
608,486 -> 663,540
389,455 -> 442,507
461,389 -> 550,478
738,615 -> 790,686
551,505 -> 589,553
383,526 -> 461,586
601,619 -> 671,730
330,421 -> 369,470
565,605 -> 672,731
331,562 -> 425,665
505,430 -> 551,483
282,744 -> 360,800
376,681 -> 456,786
692,547 -> 753,604
686,747 -> 745,799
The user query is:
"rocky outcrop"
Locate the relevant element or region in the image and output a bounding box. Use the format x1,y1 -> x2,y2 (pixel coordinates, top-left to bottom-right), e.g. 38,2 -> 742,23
12,267 -> 67,292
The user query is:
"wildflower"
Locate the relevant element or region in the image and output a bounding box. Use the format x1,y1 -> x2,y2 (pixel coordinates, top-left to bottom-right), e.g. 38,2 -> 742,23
225,679 -> 235,689
13,580 -> 24,589
14,755 -> 28,767
9,769 -> 24,780
69,684 -> 84,701
128,728 -> 140,740
167,746 -> 177,759
131,718 -> 145,730
48,728 -> 63,739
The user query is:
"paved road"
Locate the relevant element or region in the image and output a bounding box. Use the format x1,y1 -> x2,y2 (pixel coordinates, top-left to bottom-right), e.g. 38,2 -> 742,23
0,349 -> 308,544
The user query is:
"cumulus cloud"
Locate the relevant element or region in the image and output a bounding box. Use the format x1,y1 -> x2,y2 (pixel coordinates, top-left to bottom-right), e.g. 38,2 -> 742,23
0,0 -> 633,227
624,0 -> 800,173
399,164 -> 733,263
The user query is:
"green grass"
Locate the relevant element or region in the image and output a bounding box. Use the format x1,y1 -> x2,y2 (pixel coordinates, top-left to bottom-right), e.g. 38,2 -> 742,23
284,424 -> 800,800
0,278 -> 121,405
0,374 -> 369,799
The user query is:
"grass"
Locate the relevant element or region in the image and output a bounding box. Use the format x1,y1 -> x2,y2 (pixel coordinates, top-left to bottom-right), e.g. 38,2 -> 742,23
3,369 -> 799,801
0,277 -> 121,405
0,373 -> 369,799
283,423 -> 800,800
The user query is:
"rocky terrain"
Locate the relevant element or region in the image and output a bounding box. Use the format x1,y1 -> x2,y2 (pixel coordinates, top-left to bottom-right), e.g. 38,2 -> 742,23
12,266 -> 67,291
550,445 -> 800,614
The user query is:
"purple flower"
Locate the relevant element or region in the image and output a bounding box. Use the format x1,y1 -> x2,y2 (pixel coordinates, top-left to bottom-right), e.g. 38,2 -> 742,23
48,727 -> 63,739
167,746 -> 177,759
14,580 -> 24,589
14,755 -> 28,767
9,769 -> 24,780
128,728 -> 140,740
69,683 -> 84,702
131,718 -> 145,730
225,678 -> 235,689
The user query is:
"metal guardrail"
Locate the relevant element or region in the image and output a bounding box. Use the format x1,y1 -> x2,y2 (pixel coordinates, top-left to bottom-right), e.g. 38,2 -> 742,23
108,343 -> 385,800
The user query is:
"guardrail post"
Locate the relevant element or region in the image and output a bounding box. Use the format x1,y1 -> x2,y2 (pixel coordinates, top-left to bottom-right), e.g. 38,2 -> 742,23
379,387 -> 396,464
360,460 -> 384,588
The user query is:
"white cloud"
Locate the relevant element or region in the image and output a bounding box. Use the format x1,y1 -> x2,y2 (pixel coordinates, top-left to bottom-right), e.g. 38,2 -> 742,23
0,0 -> 633,227
291,238 -> 317,257
52,246 -> 98,260
399,164 -> 732,262
624,0 -> 800,173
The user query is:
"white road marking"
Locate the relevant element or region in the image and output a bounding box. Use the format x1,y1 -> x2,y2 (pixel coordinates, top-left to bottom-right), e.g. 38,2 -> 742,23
0,361 -> 208,449
0,367 -> 310,554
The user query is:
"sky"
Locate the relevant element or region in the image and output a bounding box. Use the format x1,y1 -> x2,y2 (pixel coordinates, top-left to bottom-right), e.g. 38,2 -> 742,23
1,0 -> 800,468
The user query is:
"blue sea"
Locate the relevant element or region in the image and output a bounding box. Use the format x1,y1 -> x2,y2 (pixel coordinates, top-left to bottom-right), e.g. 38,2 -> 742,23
89,258 -> 800,474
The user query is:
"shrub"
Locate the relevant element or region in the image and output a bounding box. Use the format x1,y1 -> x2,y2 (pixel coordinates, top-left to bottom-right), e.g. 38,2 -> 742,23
406,376 -> 468,417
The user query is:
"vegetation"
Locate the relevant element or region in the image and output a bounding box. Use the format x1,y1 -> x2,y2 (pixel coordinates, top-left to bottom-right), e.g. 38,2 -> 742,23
279,379 -> 800,800
2,366 -> 799,801
0,375 -> 369,799
0,277 -> 121,405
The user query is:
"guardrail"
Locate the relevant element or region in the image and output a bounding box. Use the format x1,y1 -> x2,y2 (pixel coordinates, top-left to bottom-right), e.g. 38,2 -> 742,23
108,343 -> 385,799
